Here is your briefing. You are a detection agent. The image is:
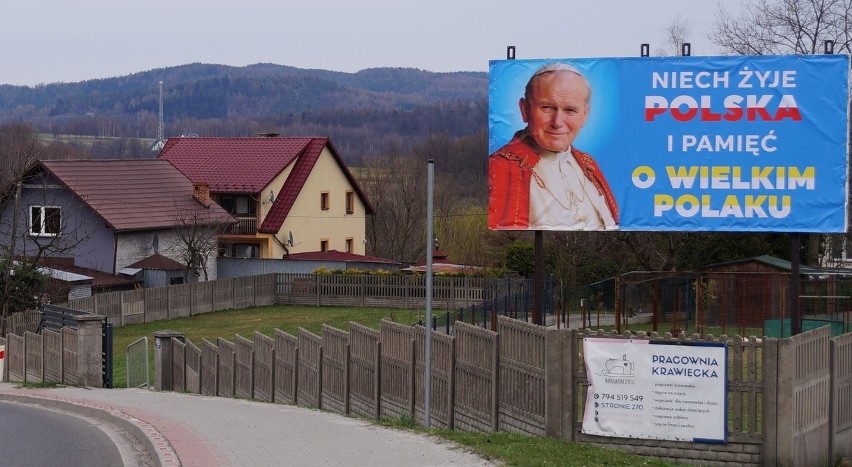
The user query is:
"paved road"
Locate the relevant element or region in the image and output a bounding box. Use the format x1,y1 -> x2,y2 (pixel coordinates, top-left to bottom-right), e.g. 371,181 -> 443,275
0,384 -> 494,467
0,400 -> 127,467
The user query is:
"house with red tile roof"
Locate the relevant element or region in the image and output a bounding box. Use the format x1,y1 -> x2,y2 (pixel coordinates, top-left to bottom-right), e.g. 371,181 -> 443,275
159,135 -> 374,260
0,159 -> 236,282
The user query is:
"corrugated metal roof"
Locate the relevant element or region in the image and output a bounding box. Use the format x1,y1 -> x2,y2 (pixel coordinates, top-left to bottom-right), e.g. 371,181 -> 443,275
38,159 -> 236,232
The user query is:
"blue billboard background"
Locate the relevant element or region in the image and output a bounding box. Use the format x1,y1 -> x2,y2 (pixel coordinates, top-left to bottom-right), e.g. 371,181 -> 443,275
489,55 -> 849,232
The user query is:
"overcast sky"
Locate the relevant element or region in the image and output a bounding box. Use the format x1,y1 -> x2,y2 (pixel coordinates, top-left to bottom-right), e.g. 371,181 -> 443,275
2,0 -> 734,86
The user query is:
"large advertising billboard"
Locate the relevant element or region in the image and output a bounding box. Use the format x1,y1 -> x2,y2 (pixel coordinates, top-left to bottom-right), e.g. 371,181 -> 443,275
489,55 -> 849,232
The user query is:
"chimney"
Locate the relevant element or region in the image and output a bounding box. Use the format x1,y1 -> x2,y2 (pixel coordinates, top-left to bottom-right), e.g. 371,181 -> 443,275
193,182 -> 210,207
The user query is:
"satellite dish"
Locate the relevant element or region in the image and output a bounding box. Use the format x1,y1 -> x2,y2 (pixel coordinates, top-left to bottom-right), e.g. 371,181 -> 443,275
288,231 -> 294,247
268,190 -> 275,204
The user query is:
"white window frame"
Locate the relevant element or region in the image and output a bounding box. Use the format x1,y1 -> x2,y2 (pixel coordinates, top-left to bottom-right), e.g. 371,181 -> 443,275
30,205 -> 61,237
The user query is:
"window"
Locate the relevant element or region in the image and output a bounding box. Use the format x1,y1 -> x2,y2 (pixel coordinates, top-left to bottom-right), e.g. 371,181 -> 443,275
30,206 -> 61,236
220,195 -> 256,216
345,191 -> 354,214
345,238 -> 354,253
321,192 -> 330,210
219,242 -> 260,258
320,239 -> 329,252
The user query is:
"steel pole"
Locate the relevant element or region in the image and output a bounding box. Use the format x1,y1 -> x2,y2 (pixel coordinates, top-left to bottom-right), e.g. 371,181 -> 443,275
424,160 -> 434,426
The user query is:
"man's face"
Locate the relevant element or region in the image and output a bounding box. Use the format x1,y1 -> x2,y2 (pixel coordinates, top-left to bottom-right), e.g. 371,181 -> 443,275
519,71 -> 590,153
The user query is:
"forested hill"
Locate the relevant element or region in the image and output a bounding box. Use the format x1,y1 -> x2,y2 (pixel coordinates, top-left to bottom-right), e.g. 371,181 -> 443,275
0,63 -> 489,170
0,63 -> 487,120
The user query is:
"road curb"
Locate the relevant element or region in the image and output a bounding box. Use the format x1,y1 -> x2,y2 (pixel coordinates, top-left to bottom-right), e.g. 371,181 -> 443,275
0,391 -> 179,466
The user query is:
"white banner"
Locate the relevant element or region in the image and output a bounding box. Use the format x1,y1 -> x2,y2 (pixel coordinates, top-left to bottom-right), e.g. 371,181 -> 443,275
582,338 -> 727,443
0,344 -> 4,379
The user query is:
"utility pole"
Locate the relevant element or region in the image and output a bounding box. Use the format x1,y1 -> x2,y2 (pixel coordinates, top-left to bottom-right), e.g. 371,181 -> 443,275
158,80 -> 165,142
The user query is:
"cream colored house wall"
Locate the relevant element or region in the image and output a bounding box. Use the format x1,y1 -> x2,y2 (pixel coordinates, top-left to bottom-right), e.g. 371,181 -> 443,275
261,146 -> 366,258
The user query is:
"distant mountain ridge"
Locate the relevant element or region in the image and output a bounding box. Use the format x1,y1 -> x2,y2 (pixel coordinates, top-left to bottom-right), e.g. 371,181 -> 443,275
0,62 -> 488,121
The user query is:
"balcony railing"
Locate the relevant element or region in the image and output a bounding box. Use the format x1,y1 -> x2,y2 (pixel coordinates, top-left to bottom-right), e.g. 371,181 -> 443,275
224,216 -> 258,235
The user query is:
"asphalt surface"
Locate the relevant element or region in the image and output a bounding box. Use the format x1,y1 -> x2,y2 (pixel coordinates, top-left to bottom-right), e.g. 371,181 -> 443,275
0,383 -> 494,467
0,400 -> 127,467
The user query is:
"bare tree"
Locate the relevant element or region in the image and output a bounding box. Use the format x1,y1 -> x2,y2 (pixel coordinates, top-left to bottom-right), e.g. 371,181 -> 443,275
712,0 -> 852,55
361,154 -> 428,264
657,15 -> 693,56
1,124 -> 41,335
169,201 -> 228,282
433,202 -> 504,267
0,124 -> 95,335
712,0 -> 852,265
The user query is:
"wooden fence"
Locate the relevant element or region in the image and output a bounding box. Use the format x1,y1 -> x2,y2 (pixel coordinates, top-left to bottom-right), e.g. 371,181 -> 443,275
157,316 -> 852,466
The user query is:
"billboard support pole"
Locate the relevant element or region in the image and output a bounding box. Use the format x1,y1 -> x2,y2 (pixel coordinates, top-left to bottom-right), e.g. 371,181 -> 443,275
534,231 -> 543,326
506,45 -> 544,326
790,233 -> 801,335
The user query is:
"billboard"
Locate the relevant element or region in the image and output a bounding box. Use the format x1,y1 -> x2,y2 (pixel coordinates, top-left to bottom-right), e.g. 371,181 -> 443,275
582,338 -> 727,443
489,55 -> 849,232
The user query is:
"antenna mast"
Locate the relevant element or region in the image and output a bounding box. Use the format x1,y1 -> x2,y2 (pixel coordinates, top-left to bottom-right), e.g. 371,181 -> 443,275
158,80 -> 165,141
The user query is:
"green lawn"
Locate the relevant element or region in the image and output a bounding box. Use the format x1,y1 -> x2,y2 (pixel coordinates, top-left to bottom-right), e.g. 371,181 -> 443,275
113,305 -> 422,388
112,304 -> 676,466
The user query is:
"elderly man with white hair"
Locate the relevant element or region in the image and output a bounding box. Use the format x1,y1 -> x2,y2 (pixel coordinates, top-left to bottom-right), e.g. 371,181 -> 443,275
489,63 -> 619,230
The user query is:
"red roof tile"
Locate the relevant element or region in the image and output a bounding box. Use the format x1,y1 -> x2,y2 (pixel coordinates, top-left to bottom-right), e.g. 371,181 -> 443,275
286,250 -> 399,265
159,137 -> 310,193
159,136 -> 373,234
259,138 -> 324,233
37,159 -> 235,232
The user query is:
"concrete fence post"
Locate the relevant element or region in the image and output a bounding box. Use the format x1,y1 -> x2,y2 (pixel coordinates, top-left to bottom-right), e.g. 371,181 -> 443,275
154,330 -> 185,391
76,314 -> 105,388
762,337 -> 780,465
774,337 -> 794,465
545,329 -> 573,441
